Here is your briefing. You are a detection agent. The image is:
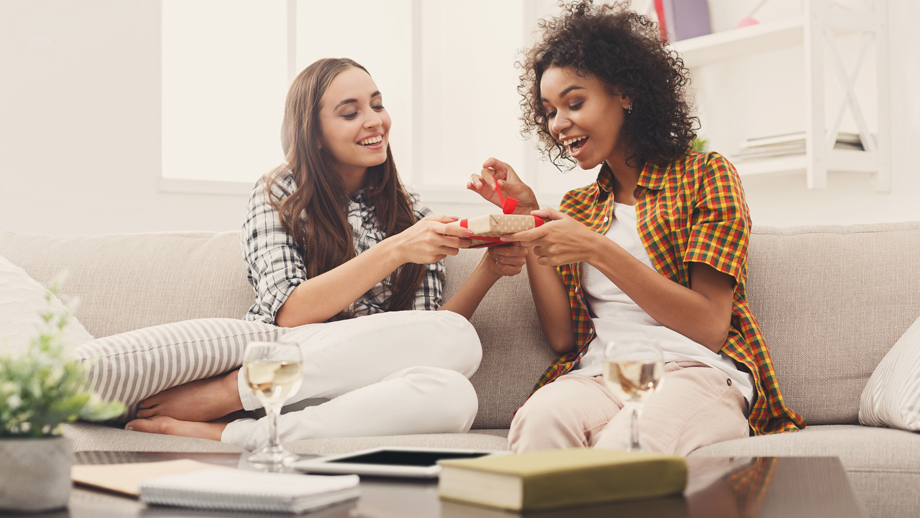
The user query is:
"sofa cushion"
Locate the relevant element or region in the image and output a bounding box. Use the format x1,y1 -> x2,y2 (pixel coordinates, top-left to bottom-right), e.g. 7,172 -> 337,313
0,253 -> 94,355
73,318 -> 283,421
846,471 -> 920,518
859,311 -> 920,431
0,232 -> 254,339
746,223 -> 920,425
64,421 -> 509,454
690,424 -> 920,473
64,422 -> 246,453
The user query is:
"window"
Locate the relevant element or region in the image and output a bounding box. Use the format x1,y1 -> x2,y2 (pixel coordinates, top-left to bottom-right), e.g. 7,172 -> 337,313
161,0 -> 596,203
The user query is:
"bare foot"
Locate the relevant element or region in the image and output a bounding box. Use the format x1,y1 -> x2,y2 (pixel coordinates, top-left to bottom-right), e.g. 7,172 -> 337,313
125,416 -> 228,442
136,370 -> 243,422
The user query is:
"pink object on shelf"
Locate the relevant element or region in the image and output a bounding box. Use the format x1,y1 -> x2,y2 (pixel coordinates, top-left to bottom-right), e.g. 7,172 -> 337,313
736,17 -> 760,28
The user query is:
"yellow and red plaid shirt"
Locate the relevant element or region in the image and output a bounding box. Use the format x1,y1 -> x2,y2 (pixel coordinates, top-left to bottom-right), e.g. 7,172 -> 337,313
534,151 -> 805,436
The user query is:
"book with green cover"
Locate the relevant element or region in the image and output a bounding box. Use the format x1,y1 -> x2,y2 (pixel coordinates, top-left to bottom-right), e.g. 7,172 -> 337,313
437,448 -> 687,511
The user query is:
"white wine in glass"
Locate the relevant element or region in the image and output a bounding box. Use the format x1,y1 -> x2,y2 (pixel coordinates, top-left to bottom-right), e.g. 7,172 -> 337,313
603,359 -> 664,404
242,342 -> 303,467
603,339 -> 664,452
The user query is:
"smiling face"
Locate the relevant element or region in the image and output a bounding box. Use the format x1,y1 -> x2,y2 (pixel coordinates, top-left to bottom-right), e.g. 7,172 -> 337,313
540,66 -> 631,170
317,66 -> 391,180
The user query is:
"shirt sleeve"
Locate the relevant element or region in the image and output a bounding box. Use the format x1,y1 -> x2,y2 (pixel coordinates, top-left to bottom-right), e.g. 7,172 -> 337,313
683,153 -> 751,284
240,175 -> 307,324
407,188 -> 445,311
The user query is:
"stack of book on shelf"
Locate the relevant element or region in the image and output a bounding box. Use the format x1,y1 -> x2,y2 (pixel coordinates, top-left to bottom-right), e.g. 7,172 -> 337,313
437,448 -> 687,512
733,131 -> 865,162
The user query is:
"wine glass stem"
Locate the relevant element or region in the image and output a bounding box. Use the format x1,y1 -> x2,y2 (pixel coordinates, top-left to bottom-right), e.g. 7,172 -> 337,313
267,405 -> 281,450
628,405 -> 643,452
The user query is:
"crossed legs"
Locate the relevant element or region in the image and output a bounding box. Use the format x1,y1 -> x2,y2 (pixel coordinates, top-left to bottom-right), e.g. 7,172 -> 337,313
126,311 -> 482,449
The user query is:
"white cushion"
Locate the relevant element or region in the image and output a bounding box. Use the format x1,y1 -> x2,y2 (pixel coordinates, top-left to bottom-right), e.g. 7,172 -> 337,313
73,318 -> 284,422
859,313 -> 920,431
0,254 -> 94,356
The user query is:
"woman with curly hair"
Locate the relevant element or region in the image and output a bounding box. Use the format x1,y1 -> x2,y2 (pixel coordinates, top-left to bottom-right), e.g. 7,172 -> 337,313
469,1 -> 804,454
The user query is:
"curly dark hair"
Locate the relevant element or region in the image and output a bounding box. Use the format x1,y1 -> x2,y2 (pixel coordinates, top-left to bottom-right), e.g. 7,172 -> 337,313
519,0 -> 698,169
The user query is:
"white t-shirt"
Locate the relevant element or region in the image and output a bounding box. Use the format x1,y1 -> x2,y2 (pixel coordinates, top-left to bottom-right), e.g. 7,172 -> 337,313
573,203 -> 755,405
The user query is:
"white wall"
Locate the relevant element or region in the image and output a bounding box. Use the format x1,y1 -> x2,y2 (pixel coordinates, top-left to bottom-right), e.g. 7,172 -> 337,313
1,0 -> 918,237
0,0 -> 251,236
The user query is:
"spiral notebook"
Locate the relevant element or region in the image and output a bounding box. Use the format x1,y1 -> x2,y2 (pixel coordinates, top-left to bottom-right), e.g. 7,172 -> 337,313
138,468 -> 360,514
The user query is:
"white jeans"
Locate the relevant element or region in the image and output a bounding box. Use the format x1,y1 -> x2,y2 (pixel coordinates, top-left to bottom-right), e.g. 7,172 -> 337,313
221,310 -> 482,451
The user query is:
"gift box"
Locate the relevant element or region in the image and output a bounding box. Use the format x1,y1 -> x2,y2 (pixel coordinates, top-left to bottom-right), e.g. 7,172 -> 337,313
456,184 -> 543,247
460,214 -> 544,248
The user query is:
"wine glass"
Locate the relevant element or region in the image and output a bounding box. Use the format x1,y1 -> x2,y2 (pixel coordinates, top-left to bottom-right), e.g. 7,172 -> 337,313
603,338 -> 664,452
242,341 -> 303,467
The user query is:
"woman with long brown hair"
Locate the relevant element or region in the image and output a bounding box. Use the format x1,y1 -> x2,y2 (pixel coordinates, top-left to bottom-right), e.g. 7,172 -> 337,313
125,58 -> 526,450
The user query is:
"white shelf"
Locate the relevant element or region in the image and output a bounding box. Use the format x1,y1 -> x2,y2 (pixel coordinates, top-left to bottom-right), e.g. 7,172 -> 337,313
670,16 -> 805,68
671,0 -> 890,191
733,149 -> 880,177
733,155 -> 807,177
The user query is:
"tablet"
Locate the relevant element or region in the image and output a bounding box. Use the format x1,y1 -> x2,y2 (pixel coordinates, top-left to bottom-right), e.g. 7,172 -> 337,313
291,447 -> 504,479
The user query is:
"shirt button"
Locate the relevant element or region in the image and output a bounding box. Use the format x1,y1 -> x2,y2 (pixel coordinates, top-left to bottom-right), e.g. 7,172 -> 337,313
603,216 -> 609,222
727,379 -> 732,386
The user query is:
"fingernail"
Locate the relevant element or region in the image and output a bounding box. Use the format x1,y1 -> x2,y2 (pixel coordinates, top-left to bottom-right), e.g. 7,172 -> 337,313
462,230 -> 473,237
125,426 -> 134,431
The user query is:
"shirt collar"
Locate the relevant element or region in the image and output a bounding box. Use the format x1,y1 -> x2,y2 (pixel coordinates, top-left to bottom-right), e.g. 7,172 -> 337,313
596,160 -> 670,195
637,160 -> 671,191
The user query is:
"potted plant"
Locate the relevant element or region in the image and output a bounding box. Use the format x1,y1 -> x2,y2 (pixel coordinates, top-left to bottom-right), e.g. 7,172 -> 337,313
0,280 -> 124,513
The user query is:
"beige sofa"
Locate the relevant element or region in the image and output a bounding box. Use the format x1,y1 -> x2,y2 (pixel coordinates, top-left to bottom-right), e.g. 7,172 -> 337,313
1,223 -> 919,516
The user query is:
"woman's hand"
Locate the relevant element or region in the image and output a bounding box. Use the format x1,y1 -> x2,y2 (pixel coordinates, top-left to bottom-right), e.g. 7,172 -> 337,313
389,215 -> 473,265
484,243 -> 529,277
501,207 -> 599,266
467,158 -> 540,214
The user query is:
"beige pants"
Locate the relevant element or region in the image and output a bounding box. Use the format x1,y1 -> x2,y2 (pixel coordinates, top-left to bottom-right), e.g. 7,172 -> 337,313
508,362 -> 750,456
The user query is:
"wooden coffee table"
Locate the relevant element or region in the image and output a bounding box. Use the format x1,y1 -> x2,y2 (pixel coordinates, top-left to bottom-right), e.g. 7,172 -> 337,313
5,452 -> 867,518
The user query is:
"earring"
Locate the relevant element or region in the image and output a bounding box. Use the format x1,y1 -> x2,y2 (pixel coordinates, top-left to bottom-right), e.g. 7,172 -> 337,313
628,102 -> 633,114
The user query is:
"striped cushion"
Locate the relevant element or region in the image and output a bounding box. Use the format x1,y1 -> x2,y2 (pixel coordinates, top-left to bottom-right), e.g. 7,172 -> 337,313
73,319 -> 284,422
859,313 -> 920,431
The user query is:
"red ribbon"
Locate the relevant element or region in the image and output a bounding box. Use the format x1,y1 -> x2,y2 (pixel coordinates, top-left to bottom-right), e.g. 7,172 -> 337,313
495,181 -> 518,214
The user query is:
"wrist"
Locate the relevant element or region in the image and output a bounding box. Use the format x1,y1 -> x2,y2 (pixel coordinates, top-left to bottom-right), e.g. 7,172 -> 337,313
477,252 -> 503,281
584,232 -> 608,264
518,201 -> 540,215
375,235 -> 406,268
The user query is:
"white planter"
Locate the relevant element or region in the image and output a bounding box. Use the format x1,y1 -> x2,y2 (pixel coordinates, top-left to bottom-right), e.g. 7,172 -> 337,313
0,436 -> 72,512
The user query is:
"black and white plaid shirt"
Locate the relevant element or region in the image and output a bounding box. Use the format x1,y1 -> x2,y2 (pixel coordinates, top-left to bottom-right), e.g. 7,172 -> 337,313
241,170 -> 445,324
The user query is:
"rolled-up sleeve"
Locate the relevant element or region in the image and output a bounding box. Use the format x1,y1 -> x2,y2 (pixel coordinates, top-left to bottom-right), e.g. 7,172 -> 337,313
683,153 -> 750,285
241,175 -> 307,323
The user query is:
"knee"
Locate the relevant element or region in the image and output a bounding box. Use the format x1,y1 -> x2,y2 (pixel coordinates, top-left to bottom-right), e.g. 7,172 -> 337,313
438,369 -> 479,432
433,311 -> 482,377
401,367 -> 479,433
508,389 -> 573,451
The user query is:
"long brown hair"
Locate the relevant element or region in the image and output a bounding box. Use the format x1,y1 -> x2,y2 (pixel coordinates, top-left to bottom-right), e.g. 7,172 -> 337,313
264,58 -> 425,317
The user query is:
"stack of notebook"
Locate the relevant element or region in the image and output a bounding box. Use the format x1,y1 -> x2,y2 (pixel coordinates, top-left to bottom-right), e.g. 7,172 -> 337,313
72,460 -> 360,514
734,131 -> 865,161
